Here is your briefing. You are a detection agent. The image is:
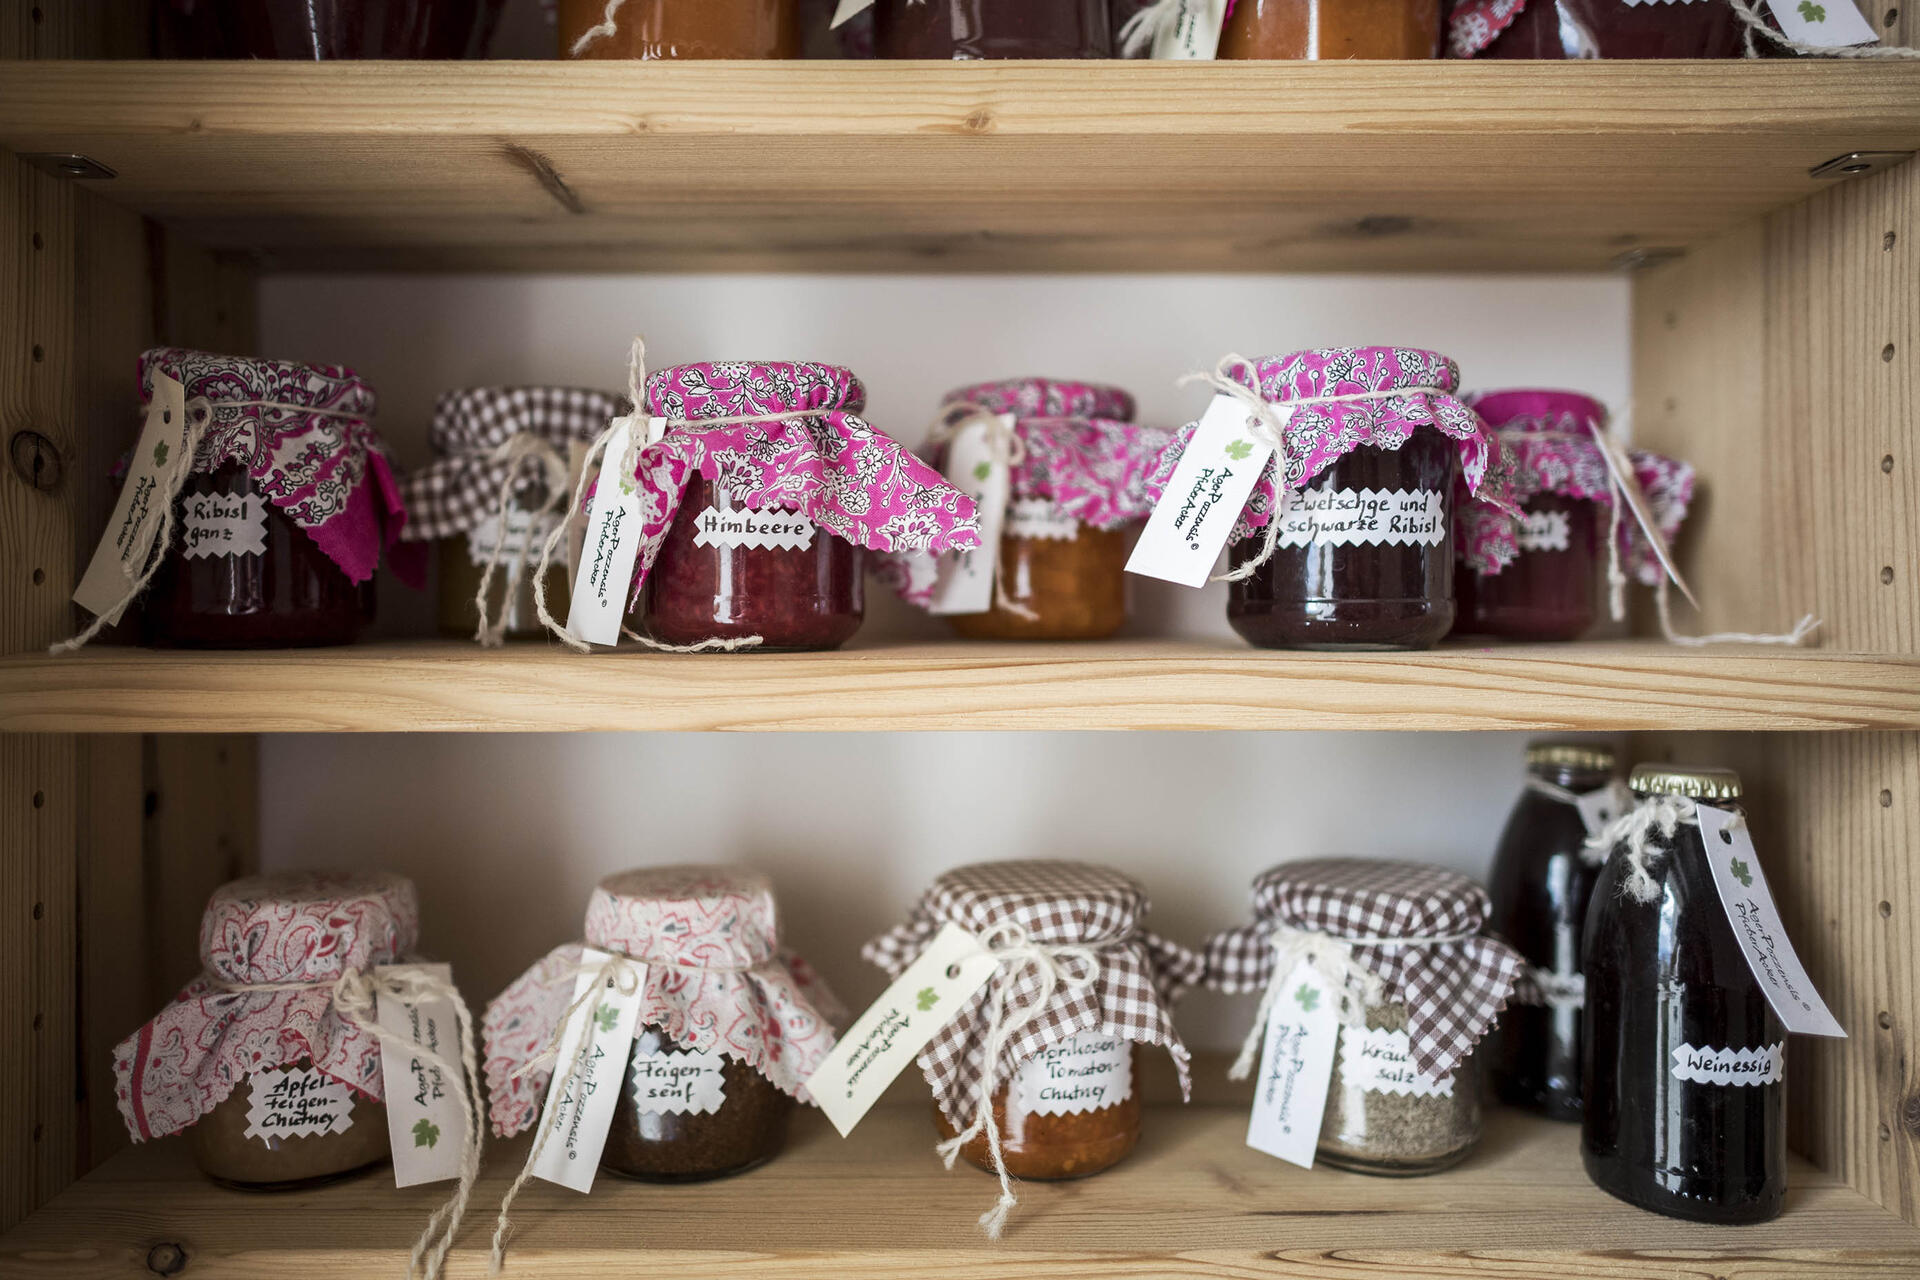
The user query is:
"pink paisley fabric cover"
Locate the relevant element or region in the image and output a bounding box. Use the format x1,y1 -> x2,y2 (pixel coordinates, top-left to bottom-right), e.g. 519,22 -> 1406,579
482,865 -> 842,1136
1446,0 -> 1526,56
113,870 -> 418,1142
139,347 -> 421,587
616,361 -> 980,602
1462,389 -> 1695,585
943,376 -> 1136,424
1141,347 -> 1523,574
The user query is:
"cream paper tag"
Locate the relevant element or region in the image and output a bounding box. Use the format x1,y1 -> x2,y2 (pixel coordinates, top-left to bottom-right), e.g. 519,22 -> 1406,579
1574,781 -> 1631,839
1151,0 -> 1228,59
72,370 -> 190,624
375,962 -> 469,1188
1587,421 -> 1696,609
1695,805 -> 1845,1038
1126,394 -> 1280,588
630,1043 -> 729,1116
244,1065 -> 356,1144
530,947 -> 646,1193
1671,1042 -> 1786,1086
1764,0 -> 1880,47
1243,962 -> 1340,1169
927,414 -> 1015,616
565,417 -> 661,647
805,921 -> 1000,1137
830,0 -> 873,27
1340,1026 -> 1454,1098
1013,1031 -> 1132,1116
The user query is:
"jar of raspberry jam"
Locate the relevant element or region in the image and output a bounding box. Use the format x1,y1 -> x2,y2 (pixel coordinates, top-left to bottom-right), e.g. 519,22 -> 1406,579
874,0 -> 1113,57
1220,0 -> 1442,59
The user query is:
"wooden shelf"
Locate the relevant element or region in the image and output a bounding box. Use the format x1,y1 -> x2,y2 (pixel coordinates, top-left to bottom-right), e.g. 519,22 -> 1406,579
1,61 -> 1916,272
1,638 -> 1916,733
4,1103 -> 1916,1278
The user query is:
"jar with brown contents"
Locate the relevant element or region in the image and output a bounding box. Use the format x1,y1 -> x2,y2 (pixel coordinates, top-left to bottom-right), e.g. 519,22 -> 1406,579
1319,1001 -> 1481,1175
947,522 -> 1135,641
1219,0 -> 1441,59
559,0 -> 799,58
934,1036 -> 1141,1179
601,1025 -> 796,1181
191,1060 -> 392,1190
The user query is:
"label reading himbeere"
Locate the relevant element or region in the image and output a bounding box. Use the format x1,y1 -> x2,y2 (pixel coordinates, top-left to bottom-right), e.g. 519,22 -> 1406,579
1127,394 -> 1279,588
1243,962 -> 1340,1169
1517,509 -> 1571,554
1013,1032 -> 1132,1116
1340,1026 -> 1454,1098
692,503 -> 815,552
630,1044 -> 729,1116
1275,487 -> 1446,550
244,1066 -> 356,1145
1671,1043 -> 1786,1087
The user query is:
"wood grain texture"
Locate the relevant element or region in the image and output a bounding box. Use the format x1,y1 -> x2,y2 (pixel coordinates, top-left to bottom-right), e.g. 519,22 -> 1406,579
143,736 -> 257,1009
2,1104 -> 1917,1279
2,639 -> 1919,733
0,61 -> 1916,272
74,734 -> 141,1174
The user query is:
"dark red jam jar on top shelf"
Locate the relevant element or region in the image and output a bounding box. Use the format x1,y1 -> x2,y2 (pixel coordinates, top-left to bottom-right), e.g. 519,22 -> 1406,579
1582,766 -> 1786,1224
873,0 -> 1114,57
1486,741 -> 1619,1122
153,0 -> 505,58
1446,0 -> 1746,59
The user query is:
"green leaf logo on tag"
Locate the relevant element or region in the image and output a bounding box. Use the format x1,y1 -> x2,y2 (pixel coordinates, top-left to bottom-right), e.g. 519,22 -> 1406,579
1797,0 -> 1826,20
1730,856 -> 1753,888
1293,984 -> 1320,1013
412,1118 -> 440,1149
594,1005 -> 619,1033
915,986 -> 940,1012
1223,438 -> 1254,462
972,461 -> 992,483
152,440 -> 169,468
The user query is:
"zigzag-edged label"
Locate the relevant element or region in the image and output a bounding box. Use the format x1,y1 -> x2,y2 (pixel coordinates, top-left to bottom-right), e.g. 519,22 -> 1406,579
1276,486 -> 1447,550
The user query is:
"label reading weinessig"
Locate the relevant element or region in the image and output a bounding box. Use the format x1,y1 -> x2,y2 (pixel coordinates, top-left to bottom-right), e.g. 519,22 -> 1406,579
530,947 -> 646,1194
245,1065 -> 356,1145
1516,509 -> 1571,554
1340,1025 -> 1455,1098
180,489 -> 268,560
1671,1042 -> 1786,1087
1126,394 -> 1280,589
631,1044 -> 729,1116
1275,486 -> 1446,550
1243,962 -> 1341,1169
1013,1032 -> 1132,1116
374,962 -> 470,1188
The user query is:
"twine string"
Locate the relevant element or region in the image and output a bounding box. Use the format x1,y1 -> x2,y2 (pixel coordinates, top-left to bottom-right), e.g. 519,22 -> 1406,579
1584,793 -> 1747,903
471,433 -> 570,648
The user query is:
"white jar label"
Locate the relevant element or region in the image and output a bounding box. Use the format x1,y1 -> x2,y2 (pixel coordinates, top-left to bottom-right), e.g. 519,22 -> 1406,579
1004,497 -> 1080,542
1339,1025 -> 1455,1098
692,505 -> 815,552
180,489 -> 268,560
1671,1043 -> 1786,1086
630,1043 -> 729,1116
1527,964 -> 1586,1009
1276,487 -> 1446,550
1517,509 -> 1571,553
466,507 -> 560,567
244,1066 -> 357,1145
1013,1031 -> 1133,1116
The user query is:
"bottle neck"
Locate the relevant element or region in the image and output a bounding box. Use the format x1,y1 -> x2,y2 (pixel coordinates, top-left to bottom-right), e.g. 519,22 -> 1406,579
1528,764 -> 1613,791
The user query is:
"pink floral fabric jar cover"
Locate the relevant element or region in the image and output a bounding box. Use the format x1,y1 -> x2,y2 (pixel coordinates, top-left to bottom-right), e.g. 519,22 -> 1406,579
880,376 -> 1170,640
1455,389 -> 1694,642
615,360 -> 981,651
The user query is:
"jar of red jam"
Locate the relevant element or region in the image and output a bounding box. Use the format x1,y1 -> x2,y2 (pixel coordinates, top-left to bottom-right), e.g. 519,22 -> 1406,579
130,348 -> 418,649
618,360 -> 980,652
153,0 -> 504,57
873,0 -> 1114,57
1447,0 -> 1746,59
1485,741 -> 1619,1122
1582,766 -> 1787,1224
1220,0 -> 1442,59
933,1036 -> 1144,1178
559,0 -> 799,57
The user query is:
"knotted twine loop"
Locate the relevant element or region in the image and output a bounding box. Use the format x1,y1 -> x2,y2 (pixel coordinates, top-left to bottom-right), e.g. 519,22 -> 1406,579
566,0 -> 631,56
1227,924 -> 1476,1081
1524,773 -> 1630,812
1728,0 -> 1920,58
1177,355 -> 1451,582
470,433 -> 570,648
1583,793 -> 1748,905
925,402 -> 1039,622
1117,0 -> 1182,56
933,922 -> 1112,1240
209,965 -> 483,1280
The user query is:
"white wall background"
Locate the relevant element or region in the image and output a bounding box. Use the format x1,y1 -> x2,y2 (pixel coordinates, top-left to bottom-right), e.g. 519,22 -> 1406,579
258,271 -> 1629,1048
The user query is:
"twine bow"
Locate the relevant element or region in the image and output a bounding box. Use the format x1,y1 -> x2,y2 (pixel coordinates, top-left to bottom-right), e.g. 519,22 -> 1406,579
470,432 -> 571,648
1584,793 -> 1746,904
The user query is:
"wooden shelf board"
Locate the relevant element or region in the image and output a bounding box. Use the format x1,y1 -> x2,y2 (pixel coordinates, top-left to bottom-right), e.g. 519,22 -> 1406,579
1,61 -> 1916,272
1,638 -> 1917,733
4,1105 -> 1916,1278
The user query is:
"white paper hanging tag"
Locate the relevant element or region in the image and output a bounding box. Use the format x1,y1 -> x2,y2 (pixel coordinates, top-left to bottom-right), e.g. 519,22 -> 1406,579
1574,781 -> 1631,839
72,371 -> 191,624
530,947 -> 646,1193
1587,421 -> 1697,609
565,416 -> 660,647
927,414 -> 1015,616
1126,394 -> 1280,588
1694,805 -> 1846,1038
805,922 -> 1000,1137
830,0 -> 873,27
1763,0 -> 1880,47
374,962 -> 469,1188
1150,0 -> 1228,59
1243,962 -> 1340,1169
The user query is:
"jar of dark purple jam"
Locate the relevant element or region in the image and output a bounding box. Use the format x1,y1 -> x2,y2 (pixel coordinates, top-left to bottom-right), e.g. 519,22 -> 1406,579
143,460 -> 365,648
1486,742 -> 1615,1122
1469,0 -> 1745,58
638,473 -> 865,651
1227,432 -> 1458,650
1456,491 -> 1599,642
1582,765 -> 1785,1224
873,0 -> 1113,57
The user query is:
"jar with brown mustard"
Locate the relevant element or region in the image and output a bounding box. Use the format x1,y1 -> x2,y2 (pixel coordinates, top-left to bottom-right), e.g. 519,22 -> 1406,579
1220,0 -> 1442,59
603,1025 -> 797,1181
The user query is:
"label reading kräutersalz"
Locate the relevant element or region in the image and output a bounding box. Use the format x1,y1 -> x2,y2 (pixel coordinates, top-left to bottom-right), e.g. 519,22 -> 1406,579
1340,1026 -> 1454,1098
529,947 -> 645,1194
374,962 -> 469,1188
1126,394 -> 1279,588
692,503 -> 815,552
1243,962 -> 1340,1169
244,1066 -> 356,1145
630,1044 -> 729,1116
1671,1042 -> 1786,1087
1274,487 -> 1446,549
1516,509 -> 1571,554
1013,1032 -> 1132,1116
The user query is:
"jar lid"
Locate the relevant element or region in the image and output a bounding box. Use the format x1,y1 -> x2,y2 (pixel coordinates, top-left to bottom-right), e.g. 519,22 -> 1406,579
1467,388 -> 1608,434
585,864 -> 779,967
199,869 -> 417,984
1629,764 -> 1743,800
1527,741 -> 1616,772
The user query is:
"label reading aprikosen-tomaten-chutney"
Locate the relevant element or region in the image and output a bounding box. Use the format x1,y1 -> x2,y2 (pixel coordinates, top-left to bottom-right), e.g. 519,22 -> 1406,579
1005,498 -> 1079,542
1013,1032 -> 1132,1116
1274,487 -> 1446,550
244,1066 -> 356,1144
630,1044 -> 728,1116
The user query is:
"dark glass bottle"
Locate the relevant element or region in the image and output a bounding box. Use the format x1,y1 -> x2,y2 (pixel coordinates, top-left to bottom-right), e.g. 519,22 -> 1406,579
1582,766 -> 1786,1224
143,461 -> 365,648
1486,742 -> 1615,1121
873,0 -> 1113,58
1455,491 -> 1600,642
601,1026 -> 794,1182
1226,433 -> 1458,650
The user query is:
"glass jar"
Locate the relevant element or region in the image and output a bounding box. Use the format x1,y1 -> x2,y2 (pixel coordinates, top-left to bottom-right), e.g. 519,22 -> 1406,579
1485,742 -> 1615,1121
601,1025 -> 795,1182
933,1035 -> 1141,1180
1582,766 -> 1786,1224
436,513 -> 569,640
947,521 -> 1135,641
143,460 -> 365,648
559,0 -> 799,58
153,0 -> 504,58
189,1059 -> 390,1190
1455,491 -> 1599,642
1320,1001 -> 1481,1175
1466,0 -> 1745,59
874,0 -> 1113,58
638,473 -> 866,650
1219,0 -> 1441,59
1227,433 -> 1459,650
